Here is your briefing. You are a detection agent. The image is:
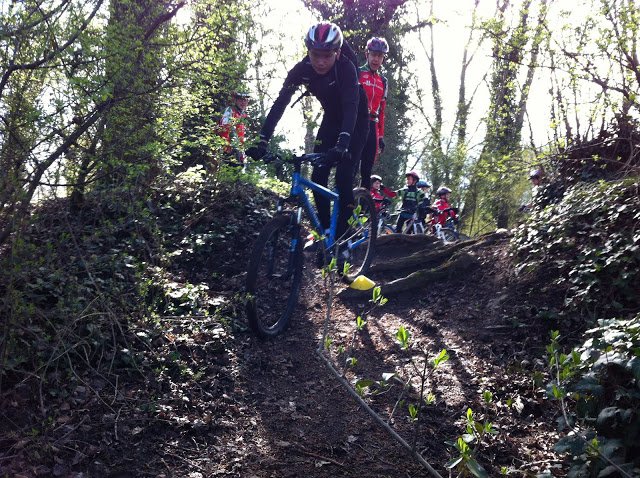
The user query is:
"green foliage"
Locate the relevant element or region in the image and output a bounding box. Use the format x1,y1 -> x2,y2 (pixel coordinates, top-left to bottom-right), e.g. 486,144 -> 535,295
0,167 -> 275,403
513,179 -> 640,321
432,348 -> 450,368
547,315 -> 640,477
169,0 -> 254,171
395,325 -> 410,349
446,407 -> 495,478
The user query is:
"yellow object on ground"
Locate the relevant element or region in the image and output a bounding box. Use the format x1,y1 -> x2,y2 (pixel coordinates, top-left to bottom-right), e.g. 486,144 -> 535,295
349,275 -> 375,290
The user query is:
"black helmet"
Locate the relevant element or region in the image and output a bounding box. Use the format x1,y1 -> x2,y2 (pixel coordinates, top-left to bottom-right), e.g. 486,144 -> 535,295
366,37 -> 389,53
305,22 -> 343,51
405,170 -> 420,181
370,174 -> 382,182
436,186 -> 451,196
416,180 -> 430,188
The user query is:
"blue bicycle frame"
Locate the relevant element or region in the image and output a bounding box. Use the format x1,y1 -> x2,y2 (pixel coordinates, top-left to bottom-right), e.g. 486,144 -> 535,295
275,154 -> 369,255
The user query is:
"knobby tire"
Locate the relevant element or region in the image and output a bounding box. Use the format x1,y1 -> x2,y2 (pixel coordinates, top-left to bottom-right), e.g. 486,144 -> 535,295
246,213 -> 303,339
341,188 -> 377,282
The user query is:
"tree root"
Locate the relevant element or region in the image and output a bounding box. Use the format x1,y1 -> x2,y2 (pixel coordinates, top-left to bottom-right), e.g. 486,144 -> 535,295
371,238 -> 479,274
376,233 -> 440,247
341,251 -> 479,298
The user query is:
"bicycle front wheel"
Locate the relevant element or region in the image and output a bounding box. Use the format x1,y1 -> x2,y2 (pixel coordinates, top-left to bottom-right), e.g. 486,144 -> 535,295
340,188 -> 377,282
246,213 -> 303,339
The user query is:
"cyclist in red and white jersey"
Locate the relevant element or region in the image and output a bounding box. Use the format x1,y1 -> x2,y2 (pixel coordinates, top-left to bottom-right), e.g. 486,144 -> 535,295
218,91 -> 250,164
358,37 -> 389,189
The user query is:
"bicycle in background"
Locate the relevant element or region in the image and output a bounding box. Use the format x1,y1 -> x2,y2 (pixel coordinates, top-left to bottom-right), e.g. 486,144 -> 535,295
376,198 -> 395,236
245,152 -> 377,339
399,211 -> 427,235
431,208 -> 462,242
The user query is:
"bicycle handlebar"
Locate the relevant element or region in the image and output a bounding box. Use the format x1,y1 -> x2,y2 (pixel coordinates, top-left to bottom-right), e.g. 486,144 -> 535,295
262,152 -> 326,166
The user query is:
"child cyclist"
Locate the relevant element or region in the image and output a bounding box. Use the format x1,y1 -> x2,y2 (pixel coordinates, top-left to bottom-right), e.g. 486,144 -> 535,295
416,180 -> 432,226
431,186 -> 458,228
395,171 -> 424,233
246,22 -> 368,241
369,174 -> 396,213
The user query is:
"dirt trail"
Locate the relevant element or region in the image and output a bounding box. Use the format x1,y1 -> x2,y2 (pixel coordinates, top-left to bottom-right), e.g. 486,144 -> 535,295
222,232 -> 563,477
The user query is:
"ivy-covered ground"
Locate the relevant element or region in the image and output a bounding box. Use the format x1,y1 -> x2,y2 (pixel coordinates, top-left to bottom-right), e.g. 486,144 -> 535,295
0,167 -> 638,478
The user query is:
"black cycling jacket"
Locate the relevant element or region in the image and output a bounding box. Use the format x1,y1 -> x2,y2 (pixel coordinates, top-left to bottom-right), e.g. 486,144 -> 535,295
260,53 -> 363,150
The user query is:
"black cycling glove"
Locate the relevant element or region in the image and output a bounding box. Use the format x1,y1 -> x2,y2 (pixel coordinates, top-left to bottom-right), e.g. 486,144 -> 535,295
378,137 -> 385,153
319,132 -> 351,167
335,132 -> 350,152
246,138 -> 268,161
322,147 -> 351,167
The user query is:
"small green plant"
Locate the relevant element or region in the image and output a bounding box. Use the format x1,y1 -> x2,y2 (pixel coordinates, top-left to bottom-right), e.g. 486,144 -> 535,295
482,390 -> 493,405
446,407 -> 495,478
372,285 -> 388,306
408,403 -> 419,422
395,326 -> 410,349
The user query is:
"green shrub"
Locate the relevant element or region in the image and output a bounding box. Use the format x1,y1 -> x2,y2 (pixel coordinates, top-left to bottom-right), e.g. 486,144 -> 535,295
549,316 -> 640,477
513,179 -> 640,321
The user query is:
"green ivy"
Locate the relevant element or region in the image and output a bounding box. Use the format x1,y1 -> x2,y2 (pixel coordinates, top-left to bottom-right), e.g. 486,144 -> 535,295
549,315 -> 640,477
512,179 -> 640,321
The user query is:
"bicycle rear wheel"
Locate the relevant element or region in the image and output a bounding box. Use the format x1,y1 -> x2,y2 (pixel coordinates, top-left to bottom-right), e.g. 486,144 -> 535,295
246,213 -> 303,339
339,188 -> 377,282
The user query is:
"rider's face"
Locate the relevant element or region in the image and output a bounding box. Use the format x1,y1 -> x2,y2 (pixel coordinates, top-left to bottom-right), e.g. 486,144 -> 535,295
308,48 -> 339,75
372,180 -> 381,189
235,97 -> 249,110
366,51 -> 385,71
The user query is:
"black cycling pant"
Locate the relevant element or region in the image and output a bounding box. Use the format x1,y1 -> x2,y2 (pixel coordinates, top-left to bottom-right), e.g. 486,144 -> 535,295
358,120 -> 378,190
312,108 -> 367,239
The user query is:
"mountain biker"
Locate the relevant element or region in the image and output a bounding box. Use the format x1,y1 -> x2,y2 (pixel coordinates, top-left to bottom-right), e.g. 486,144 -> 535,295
416,180 -> 432,225
395,171 -> 425,234
218,90 -> 251,165
246,22 -> 368,240
529,167 -> 544,186
431,186 -> 458,227
519,167 -> 546,212
369,174 -> 396,213
358,37 -> 389,189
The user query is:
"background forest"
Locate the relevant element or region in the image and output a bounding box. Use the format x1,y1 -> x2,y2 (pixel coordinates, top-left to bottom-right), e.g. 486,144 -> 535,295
0,0 -> 639,477
1,0 -> 638,240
